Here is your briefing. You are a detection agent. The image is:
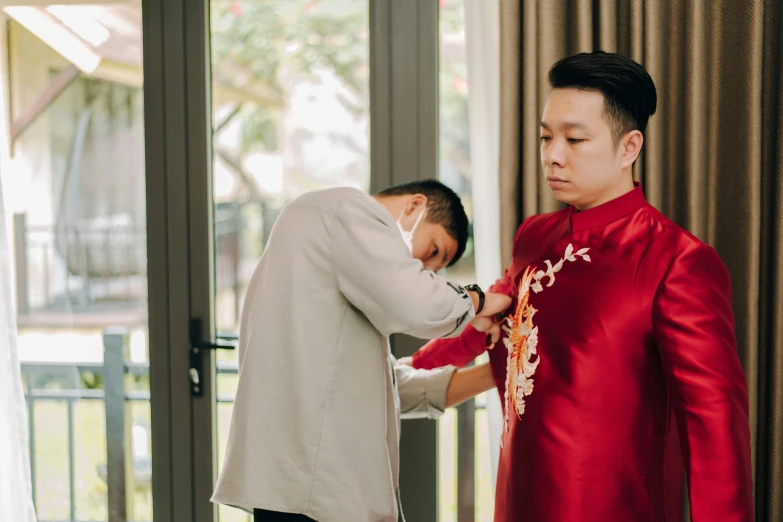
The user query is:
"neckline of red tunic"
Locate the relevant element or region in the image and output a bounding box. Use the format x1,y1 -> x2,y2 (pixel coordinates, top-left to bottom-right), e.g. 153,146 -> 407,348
568,182 -> 647,233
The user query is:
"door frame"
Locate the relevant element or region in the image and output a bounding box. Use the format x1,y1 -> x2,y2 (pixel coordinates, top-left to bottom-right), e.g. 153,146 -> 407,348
143,0 -> 212,518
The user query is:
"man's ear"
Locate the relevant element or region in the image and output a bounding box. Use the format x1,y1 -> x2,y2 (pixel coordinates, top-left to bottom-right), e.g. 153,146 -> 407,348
405,194 -> 428,215
620,130 -> 644,169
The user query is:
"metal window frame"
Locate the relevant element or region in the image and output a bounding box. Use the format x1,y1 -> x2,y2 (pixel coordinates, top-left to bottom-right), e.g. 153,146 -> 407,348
371,2 -> 442,521
143,0 -> 442,520
143,0 -> 200,519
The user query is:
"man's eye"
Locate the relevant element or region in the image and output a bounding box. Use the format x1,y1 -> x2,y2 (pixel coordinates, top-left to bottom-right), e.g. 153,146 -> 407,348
539,136 -> 551,142
568,138 -> 585,144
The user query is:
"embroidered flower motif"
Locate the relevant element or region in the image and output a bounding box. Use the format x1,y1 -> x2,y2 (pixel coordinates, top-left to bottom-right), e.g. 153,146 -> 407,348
501,243 -> 591,445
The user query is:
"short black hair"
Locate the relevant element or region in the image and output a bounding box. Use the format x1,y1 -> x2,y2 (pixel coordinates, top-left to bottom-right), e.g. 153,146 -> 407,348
375,179 -> 469,266
548,51 -> 657,145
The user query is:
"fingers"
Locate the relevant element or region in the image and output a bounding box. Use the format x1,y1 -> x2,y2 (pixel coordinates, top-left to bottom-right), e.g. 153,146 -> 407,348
472,317 -> 503,350
483,323 -> 500,349
489,323 -> 501,344
471,316 -> 492,332
472,315 -> 504,333
470,292 -> 512,350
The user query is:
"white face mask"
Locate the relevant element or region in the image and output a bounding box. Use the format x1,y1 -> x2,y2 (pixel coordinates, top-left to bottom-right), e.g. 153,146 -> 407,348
396,205 -> 427,255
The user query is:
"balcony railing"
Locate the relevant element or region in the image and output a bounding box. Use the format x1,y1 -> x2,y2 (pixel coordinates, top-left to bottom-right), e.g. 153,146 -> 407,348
21,329 -> 238,522
12,202 -> 262,319
21,328 -> 487,522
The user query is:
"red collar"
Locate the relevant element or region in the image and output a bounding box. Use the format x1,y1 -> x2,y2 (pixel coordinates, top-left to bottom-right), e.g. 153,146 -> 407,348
568,183 -> 647,232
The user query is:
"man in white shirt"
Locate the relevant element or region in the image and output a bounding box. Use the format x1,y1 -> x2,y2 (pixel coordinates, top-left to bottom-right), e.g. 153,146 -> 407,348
211,180 -> 510,522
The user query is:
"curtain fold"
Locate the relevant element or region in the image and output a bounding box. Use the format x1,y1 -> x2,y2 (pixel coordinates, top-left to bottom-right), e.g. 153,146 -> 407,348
464,0 -> 504,488
0,17 -> 36,521
0,175 -> 37,522
498,1 -> 783,519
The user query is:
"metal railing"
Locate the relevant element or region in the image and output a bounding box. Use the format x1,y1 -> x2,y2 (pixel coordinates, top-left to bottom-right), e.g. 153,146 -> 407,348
13,214 -> 147,314
13,203 -> 264,316
22,332 -> 486,522
22,330 -> 141,522
20,328 -> 240,522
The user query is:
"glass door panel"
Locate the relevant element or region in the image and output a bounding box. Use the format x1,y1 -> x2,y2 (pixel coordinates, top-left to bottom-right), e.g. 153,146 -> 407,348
438,1 -> 495,521
3,3 -> 155,520
208,2 -> 371,519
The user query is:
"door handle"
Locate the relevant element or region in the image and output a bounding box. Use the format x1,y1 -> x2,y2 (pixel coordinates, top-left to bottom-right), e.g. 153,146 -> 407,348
189,318 -> 237,396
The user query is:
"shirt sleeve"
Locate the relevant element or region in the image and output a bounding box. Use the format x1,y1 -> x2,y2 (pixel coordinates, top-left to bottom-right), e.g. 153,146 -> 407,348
332,195 -> 475,339
394,357 -> 456,419
411,221 -> 525,370
652,241 -> 754,522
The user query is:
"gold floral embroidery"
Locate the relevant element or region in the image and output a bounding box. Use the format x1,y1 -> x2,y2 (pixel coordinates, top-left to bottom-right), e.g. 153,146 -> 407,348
501,243 -> 591,444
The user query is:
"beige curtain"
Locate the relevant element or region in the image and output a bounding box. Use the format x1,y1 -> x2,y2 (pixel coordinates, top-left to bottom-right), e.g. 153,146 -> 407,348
498,1 -> 783,520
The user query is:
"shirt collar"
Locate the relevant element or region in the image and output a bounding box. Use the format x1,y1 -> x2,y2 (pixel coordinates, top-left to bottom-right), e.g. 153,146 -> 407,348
568,183 -> 647,233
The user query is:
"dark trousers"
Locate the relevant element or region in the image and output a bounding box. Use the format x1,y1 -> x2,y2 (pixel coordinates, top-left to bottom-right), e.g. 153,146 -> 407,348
253,508 -> 315,522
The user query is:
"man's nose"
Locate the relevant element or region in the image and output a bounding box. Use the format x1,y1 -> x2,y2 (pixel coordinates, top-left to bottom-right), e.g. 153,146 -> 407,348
543,140 -> 566,168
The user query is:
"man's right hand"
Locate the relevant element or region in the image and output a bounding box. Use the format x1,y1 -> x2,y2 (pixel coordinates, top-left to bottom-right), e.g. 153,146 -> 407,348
468,291 -> 511,347
471,314 -> 506,347
478,292 -> 512,317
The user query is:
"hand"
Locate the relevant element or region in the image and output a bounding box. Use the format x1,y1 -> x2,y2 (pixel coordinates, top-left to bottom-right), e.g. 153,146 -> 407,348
477,292 -> 512,317
471,291 -> 512,349
471,313 -> 505,348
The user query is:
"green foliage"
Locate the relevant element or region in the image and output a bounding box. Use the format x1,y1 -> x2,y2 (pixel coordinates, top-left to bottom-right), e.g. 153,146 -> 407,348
211,1 -> 369,153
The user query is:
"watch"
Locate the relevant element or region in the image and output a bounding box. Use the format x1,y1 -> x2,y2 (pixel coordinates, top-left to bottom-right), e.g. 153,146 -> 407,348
464,284 -> 484,315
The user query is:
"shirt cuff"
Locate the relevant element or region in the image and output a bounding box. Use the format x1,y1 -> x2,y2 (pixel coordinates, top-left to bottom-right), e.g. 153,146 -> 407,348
423,365 -> 457,417
397,364 -> 457,420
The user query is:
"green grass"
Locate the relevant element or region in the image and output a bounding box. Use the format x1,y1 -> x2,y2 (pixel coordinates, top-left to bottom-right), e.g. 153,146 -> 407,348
30,399 -> 152,522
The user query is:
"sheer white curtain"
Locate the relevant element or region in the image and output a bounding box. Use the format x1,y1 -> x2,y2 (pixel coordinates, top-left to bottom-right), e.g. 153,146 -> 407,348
465,0 -> 502,487
0,177 -> 37,522
0,25 -> 36,521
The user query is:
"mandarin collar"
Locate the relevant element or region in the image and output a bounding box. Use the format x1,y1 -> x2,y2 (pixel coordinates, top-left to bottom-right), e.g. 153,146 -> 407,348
568,183 -> 647,233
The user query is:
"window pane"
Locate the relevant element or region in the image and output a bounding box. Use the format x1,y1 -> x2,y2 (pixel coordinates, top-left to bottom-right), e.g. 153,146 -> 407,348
5,3 -> 153,520
438,1 -> 496,521
209,2 -> 371,520
439,0 -> 475,285
210,0 -> 371,333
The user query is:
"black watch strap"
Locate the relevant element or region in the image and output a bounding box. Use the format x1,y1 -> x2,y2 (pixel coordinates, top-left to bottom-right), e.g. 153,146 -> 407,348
464,284 -> 485,315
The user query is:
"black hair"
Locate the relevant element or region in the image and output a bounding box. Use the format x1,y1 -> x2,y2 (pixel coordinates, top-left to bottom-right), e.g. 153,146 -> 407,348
375,179 -> 469,266
548,51 -> 658,145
